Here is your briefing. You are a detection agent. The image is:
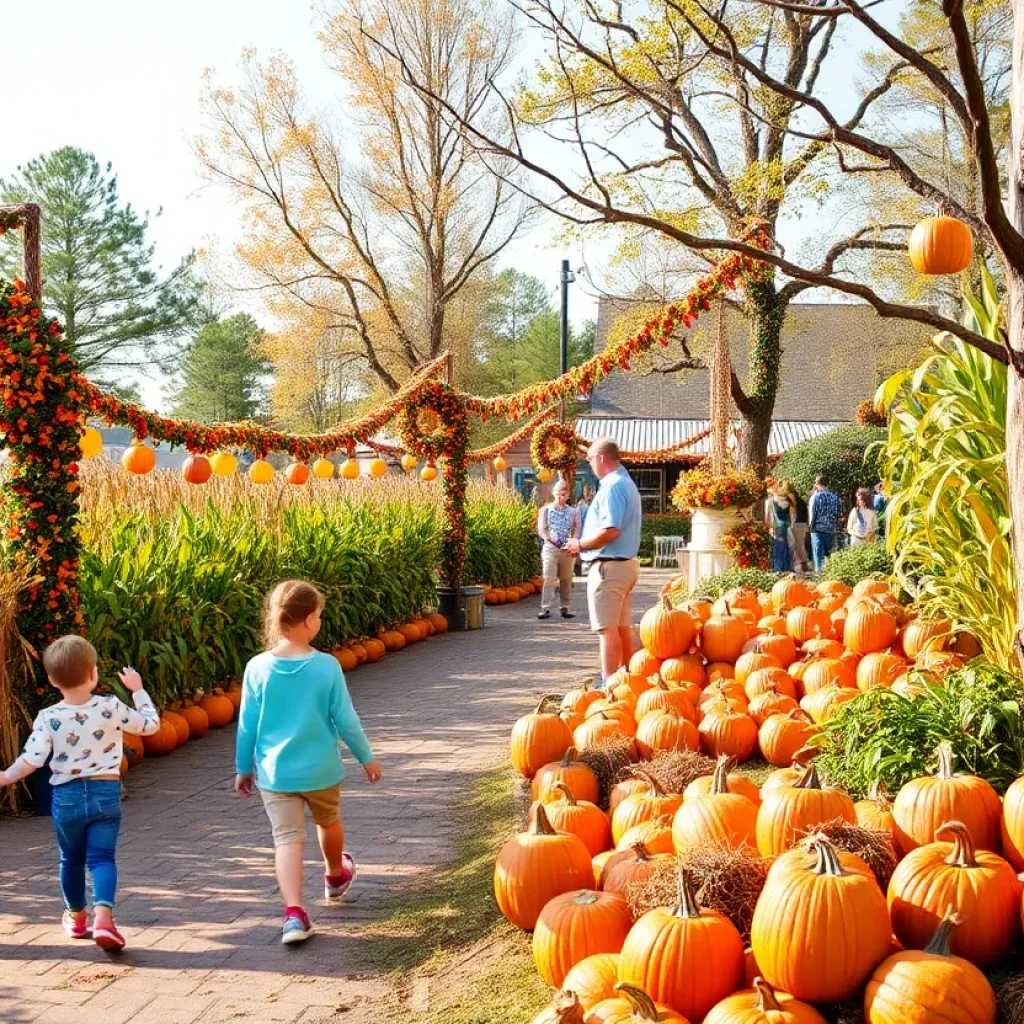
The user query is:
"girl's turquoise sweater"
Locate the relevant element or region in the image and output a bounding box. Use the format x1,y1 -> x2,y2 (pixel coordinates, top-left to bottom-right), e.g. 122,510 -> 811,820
235,650 -> 375,792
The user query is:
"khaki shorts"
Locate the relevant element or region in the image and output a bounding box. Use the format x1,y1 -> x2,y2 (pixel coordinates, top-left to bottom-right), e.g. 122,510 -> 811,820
260,784 -> 341,847
586,558 -> 641,632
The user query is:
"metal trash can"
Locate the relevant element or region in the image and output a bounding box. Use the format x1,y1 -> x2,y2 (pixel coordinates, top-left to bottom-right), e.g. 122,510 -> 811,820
436,585 -> 485,631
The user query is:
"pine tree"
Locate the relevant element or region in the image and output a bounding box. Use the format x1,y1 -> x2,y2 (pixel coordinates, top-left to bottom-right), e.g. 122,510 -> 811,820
0,147 -> 200,382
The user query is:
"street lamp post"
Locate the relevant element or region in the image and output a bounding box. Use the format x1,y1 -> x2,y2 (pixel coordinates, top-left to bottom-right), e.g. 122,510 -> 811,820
559,259 -> 575,378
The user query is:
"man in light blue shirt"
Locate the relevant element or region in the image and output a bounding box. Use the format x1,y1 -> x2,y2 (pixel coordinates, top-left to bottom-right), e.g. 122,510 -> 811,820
564,438 -> 642,685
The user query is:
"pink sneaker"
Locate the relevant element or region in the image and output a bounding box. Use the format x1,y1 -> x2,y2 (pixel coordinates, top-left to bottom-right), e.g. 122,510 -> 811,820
93,923 -> 126,952
324,853 -> 357,902
62,910 -> 91,940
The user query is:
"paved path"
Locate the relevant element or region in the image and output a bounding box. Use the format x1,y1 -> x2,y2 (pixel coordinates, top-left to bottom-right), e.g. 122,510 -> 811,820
0,572 -> 668,1024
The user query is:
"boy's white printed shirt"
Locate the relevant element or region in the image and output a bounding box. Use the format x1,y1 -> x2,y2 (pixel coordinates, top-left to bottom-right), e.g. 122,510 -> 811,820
5,691 -> 160,785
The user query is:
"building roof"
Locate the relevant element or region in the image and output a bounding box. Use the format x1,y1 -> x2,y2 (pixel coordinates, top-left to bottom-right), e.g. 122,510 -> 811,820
592,299 -> 930,422
573,417 -> 849,458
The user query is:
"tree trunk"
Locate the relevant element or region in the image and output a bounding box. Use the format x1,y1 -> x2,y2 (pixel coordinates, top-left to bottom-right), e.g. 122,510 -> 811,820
737,401 -> 774,472
1007,0 -> 1024,671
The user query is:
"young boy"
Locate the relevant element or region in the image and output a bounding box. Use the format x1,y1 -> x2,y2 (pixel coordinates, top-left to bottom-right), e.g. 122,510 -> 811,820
0,635 -> 160,951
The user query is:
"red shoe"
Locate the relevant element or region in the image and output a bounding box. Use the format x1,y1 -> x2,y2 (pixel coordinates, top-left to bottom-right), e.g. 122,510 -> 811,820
93,923 -> 126,952
62,910 -> 91,940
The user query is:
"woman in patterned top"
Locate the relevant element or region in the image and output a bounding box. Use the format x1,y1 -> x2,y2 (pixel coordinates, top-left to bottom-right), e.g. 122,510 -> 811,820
536,478 -> 579,620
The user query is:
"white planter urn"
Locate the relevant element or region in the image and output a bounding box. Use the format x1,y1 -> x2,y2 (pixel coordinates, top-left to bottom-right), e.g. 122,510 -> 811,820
684,506 -> 751,591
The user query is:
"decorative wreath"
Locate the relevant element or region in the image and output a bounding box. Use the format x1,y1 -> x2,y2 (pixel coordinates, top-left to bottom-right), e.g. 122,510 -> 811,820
531,421 -> 581,473
398,381 -> 467,461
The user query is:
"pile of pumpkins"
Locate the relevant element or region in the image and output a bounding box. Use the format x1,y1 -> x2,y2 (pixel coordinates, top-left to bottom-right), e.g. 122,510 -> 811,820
122,685 -> 240,773
331,611 -> 449,670
485,577 -> 545,605
501,576 -> 1015,1023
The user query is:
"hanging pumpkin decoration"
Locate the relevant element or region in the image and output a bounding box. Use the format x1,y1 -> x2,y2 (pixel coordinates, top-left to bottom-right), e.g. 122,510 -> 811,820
80,425 -> 103,459
369,457 -> 388,477
121,440 -> 156,475
908,215 -> 974,275
312,458 -> 335,479
248,458 -> 274,484
285,462 -> 310,485
421,462 -> 439,482
340,458 -> 360,480
537,466 -> 555,483
401,453 -> 418,472
181,454 -> 212,485
494,455 -> 508,472
209,451 -> 237,476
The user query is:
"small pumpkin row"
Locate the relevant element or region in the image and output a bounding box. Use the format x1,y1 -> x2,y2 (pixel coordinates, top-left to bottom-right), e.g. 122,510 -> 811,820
484,578 -> 544,605
331,612 -> 450,670
121,685 -> 240,770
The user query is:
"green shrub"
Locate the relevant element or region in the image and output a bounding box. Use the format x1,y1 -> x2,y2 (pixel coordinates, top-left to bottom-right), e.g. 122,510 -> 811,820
685,567 -> 783,599
639,513 -> 691,560
820,543 -> 893,587
815,660 -> 1024,797
773,425 -> 886,502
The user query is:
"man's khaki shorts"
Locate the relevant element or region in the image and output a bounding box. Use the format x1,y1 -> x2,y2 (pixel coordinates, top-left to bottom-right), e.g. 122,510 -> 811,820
260,784 -> 341,847
586,558 -> 641,632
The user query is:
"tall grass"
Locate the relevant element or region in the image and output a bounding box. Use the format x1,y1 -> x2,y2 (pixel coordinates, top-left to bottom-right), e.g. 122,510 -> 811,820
876,270 -> 1015,668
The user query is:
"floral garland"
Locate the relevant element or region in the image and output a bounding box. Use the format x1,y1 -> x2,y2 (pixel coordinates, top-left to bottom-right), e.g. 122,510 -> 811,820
464,226 -> 772,421
531,421 -> 582,473
467,407 -> 557,463
0,279 -> 88,700
0,209 -> 25,235
398,380 -> 468,461
670,459 -> 767,512
617,427 -> 714,465
721,521 -> 771,569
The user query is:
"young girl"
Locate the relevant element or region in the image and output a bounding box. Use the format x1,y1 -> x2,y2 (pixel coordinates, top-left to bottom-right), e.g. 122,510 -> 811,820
235,581 -> 381,945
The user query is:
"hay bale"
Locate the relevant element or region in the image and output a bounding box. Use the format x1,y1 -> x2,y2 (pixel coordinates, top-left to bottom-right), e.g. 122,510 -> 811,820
806,819 -> 898,890
639,749 -> 717,794
996,971 -> 1024,1024
825,996 -> 866,1024
626,841 -> 769,942
577,737 -> 641,808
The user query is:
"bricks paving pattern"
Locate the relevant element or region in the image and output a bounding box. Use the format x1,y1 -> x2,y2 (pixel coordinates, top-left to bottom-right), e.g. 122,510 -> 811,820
0,572 -> 666,1024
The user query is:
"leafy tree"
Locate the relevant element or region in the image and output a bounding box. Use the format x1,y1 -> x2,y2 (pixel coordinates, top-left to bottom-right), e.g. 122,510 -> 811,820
169,314 -> 268,423
0,147 -> 200,383
774,426 -> 887,504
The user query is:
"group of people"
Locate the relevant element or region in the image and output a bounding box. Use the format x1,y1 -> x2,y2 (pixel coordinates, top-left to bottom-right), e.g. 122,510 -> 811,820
766,477 -> 886,573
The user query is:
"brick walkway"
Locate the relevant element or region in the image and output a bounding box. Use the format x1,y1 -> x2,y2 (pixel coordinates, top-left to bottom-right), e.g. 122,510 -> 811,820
0,572 -> 668,1024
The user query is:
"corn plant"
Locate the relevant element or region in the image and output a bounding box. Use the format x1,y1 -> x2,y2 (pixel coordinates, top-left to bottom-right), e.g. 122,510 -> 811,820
875,264 -> 1015,668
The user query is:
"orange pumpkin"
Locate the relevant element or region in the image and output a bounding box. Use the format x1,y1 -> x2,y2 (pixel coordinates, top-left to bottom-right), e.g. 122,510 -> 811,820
427,612 -> 448,634
735,651 -> 782,686
335,648 -> 358,672
511,694 -> 573,778
855,782 -> 898,842
755,762 -> 856,856
715,586 -> 762,619
533,749 -> 601,806
635,709 -> 699,759
703,977 -> 827,1024
123,732 -> 145,769
638,597 -> 696,660
615,816 -> 676,855
756,615 -> 788,637
611,773 -> 683,844
178,701 -> 209,739
181,453 -> 212,484
618,871 -> 744,1021
540,784 -> 613,857
701,605 -> 749,664
532,889 -> 632,986
142,719 -> 178,757
891,743 -> 1002,855
1000,775 -> 1024,871
672,755 -> 758,854
785,605 -> 832,645
888,820 -> 1021,967
561,954 -> 621,1012
752,837 -> 890,1004
744,631 -> 797,669
856,651 -> 907,691
844,599 -> 899,655
698,706 -> 758,761
199,688 -> 235,727
681,597 -> 714,627
908,215 -> 974,275
493,803 -> 594,930
587,984 -> 687,1024
600,843 -> 674,901
285,462 -> 310,485
800,657 -> 855,695
609,777 -> 649,816
747,689 -> 800,727
121,440 -> 156,475
162,707 -> 190,746
706,661 -> 737,682
772,576 -> 814,613
743,667 -> 797,702
864,910 -> 996,1024
900,617 -> 953,660
562,681 -> 605,716
800,684 -> 858,724
684,768 -> 761,807
659,654 -> 707,687
635,681 -> 696,723
628,650 -> 662,679
758,710 -> 817,768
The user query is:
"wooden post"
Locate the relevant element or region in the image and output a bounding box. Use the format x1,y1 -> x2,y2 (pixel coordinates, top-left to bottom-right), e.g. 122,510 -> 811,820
0,203 -> 42,303
710,297 -> 730,474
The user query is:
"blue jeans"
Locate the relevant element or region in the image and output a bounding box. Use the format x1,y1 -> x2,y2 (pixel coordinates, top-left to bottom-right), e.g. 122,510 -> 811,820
51,779 -> 122,910
810,531 -> 836,572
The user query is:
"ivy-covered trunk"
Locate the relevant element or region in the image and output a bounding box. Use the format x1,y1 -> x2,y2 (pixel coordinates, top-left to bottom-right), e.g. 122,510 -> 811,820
735,278 -> 785,474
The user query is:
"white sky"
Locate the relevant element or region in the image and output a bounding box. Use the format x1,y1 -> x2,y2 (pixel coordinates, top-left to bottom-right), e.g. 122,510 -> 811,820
2,0 -> 599,409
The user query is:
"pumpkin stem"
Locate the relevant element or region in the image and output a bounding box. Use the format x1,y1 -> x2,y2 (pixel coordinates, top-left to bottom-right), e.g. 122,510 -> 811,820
794,761 -> 822,790
671,868 -> 703,919
534,693 -> 561,714
631,768 -> 666,798
660,594 -> 673,611
934,741 -> 956,779
809,835 -> 846,876
867,778 -> 890,805
753,978 -> 783,1012
791,745 -> 818,766
723,600 -> 732,616
552,782 -> 578,807
548,990 -> 586,1024
937,820 -> 978,868
612,984 -> 660,1022
923,906 -> 964,956
560,748 -> 578,768
630,841 -> 652,862
529,802 -> 558,836
710,755 -> 735,795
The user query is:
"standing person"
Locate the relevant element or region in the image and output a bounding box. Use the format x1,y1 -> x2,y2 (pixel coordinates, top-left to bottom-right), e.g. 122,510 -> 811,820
808,475 -> 842,571
0,636 -> 160,951
564,439 -> 642,687
235,580 -> 382,945
873,482 -> 887,539
765,484 -> 794,572
847,488 -> 879,545
537,479 -> 578,620
787,482 -> 810,573
574,484 -> 596,576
